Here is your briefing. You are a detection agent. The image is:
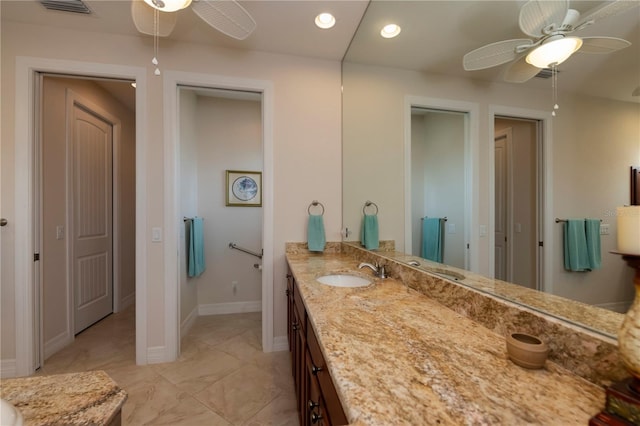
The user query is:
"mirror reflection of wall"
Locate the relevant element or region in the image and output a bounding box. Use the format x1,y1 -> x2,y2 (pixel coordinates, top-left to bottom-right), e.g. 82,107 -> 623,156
411,108 -> 466,269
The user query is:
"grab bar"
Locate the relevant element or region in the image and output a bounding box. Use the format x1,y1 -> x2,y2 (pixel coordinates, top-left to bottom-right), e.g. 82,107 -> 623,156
229,242 -> 263,259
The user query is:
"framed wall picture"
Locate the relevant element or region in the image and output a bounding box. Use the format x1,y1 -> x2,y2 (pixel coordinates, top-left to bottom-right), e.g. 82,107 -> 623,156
226,170 -> 262,207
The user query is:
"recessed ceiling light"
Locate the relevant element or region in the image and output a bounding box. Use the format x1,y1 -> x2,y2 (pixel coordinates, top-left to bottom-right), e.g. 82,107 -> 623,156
315,12 -> 336,29
381,23 -> 401,39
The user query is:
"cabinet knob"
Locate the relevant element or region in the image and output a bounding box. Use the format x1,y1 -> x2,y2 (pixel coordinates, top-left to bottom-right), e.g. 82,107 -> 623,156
311,364 -> 322,375
292,321 -> 299,331
286,273 -> 293,279
308,399 -> 319,411
311,412 -> 323,424
285,289 -> 290,296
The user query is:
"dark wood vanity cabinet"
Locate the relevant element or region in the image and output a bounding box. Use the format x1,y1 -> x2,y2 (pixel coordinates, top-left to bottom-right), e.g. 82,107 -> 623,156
286,269 -> 348,426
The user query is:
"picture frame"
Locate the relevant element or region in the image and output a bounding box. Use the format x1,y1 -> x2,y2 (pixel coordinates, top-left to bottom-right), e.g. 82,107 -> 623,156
226,170 -> 262,207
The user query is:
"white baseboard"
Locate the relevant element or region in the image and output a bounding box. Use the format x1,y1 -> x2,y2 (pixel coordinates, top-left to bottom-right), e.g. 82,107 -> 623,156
146,346 -> 174,364
44,331 -> 73,360
1,359 -> 17,378
272,335 -> 289,352
198,300 -> 262,316
119,292 -> 135,312
181,305 -> 198,337
595,300 -> 633,314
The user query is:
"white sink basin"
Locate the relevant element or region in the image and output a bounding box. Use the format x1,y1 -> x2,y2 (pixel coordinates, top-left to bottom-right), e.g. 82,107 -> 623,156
317,274 -> 371,288
1,399 -> 23,426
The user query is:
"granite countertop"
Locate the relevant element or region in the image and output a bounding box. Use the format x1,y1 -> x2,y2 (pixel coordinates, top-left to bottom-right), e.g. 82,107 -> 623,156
1,370 -> 127,425
287,252 -> 606,425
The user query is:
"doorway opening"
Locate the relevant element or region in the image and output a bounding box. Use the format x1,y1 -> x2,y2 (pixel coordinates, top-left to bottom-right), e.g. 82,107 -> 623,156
36,74 -> 136,368
493,115 -> 542,290
404,96 -> 479,272
410,107 -> 468,269
177,86 -> 264,347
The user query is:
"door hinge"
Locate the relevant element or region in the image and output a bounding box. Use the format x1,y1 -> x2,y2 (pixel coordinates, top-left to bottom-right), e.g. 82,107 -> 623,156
538,241 -> 544,247
34,253 -> 40,261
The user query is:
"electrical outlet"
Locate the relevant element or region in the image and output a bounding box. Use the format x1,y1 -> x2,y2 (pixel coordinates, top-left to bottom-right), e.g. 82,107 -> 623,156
232,281 -> 238,295
600,224 -> 610,235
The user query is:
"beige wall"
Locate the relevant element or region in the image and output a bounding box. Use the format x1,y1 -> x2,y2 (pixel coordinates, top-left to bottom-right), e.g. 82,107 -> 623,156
41,76 -> 135,358
1,20 -> 342,367
343,61 -> 638,309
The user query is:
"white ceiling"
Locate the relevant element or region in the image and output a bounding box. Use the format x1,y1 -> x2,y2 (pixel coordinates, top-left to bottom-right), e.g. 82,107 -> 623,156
2,0 -> 638,103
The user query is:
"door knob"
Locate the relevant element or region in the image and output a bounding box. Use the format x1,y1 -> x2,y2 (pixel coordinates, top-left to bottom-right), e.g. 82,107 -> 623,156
0,218 -> 7,227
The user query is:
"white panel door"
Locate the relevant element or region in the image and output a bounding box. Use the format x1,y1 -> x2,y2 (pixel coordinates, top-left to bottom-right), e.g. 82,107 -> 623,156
72,104 -> 113,334
494,134 -> 509,281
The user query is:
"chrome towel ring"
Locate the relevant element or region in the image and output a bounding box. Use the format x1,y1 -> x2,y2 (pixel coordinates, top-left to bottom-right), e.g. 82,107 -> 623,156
308,200 -> 325,216
363,200 -> 378,215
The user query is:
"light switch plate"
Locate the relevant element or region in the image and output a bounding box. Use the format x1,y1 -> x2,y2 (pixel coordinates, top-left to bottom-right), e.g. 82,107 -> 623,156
600,224 -> 610,235
152,227 -> 162,242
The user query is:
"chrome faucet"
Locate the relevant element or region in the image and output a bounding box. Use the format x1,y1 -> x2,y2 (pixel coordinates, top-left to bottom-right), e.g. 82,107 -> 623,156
358,262 -> 388,278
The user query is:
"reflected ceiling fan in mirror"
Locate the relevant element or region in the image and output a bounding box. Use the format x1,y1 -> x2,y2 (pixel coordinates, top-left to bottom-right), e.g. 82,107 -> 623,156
131,0 -> 257,74
463,0 -> 636,112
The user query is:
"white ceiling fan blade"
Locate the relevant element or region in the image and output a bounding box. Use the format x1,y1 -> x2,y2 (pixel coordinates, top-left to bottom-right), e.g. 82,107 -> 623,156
575,0 -> 640,29
191,0 -> 257,40
503,54 -> 542,83
463,39 -> 534,71
131,0 -> 177,37
519,0 -> 569,37
578,36 -> 631,53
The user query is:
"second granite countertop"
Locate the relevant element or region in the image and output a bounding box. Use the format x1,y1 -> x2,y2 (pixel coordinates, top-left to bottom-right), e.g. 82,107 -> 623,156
287,252 -> 605,425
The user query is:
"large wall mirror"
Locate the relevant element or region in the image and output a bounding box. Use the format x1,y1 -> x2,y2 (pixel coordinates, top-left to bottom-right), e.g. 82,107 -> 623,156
342,0 -> 639,338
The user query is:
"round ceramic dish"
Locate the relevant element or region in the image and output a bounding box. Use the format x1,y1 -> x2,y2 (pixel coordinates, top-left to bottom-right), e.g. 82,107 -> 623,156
506,332 -> 549,369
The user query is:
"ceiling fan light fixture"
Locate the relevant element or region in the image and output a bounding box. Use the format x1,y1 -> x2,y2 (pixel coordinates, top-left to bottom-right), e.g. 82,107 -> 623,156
380,24 -> 401,39
525,36 -> 583,68
315,12 -> 335,29
143,0 -> 191,13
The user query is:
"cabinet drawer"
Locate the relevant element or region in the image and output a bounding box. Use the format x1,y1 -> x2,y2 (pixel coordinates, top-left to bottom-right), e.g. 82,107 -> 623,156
307,325 -> 348,425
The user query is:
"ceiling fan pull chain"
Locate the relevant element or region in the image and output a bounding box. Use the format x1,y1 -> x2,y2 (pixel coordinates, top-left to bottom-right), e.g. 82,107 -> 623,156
552,64 -> 559,117
153,8 -> 161,76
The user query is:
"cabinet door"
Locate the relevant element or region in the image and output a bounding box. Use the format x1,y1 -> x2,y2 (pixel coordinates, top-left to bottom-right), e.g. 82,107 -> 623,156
286,271 -> 294,353
293,306 -> 307,425
307,324 -> 348,425
306,350 -> 328,426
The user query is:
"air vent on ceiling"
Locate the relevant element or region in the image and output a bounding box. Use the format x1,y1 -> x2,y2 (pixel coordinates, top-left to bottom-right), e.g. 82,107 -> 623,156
39,0 -> 91,14
534,68 -> 561,79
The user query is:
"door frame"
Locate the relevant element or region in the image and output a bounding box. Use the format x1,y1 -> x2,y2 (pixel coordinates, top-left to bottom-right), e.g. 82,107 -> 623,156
404,96 -> 479,272
489,105 -> 553,293
163,70 -> 275,354
14,57 -> 148,376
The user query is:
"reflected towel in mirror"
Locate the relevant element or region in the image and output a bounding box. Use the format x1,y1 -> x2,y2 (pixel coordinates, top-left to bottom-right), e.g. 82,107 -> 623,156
361,214 -> 379,250
307,214 -> 326,252
421,217 -> 443,262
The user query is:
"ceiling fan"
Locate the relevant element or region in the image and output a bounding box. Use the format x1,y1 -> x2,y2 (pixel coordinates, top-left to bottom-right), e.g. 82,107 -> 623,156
131,0 -> 257,41
463,0 -> 637,83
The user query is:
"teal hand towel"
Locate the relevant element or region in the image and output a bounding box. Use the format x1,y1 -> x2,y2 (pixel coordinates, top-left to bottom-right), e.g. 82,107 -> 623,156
188,217 -> 206,277
421,217 -> 443,262
585,219 -> 602,270
360,214 -> 379,250
307,214 -> 326,252
563,219 -> 591,272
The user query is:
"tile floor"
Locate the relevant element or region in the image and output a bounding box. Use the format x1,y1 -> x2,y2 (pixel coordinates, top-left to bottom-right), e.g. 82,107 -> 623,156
38,307 -> 298,425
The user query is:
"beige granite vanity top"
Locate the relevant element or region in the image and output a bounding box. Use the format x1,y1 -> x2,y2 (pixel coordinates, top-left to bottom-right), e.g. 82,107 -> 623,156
1,370 -> 126,425
287,251 -> 605,425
